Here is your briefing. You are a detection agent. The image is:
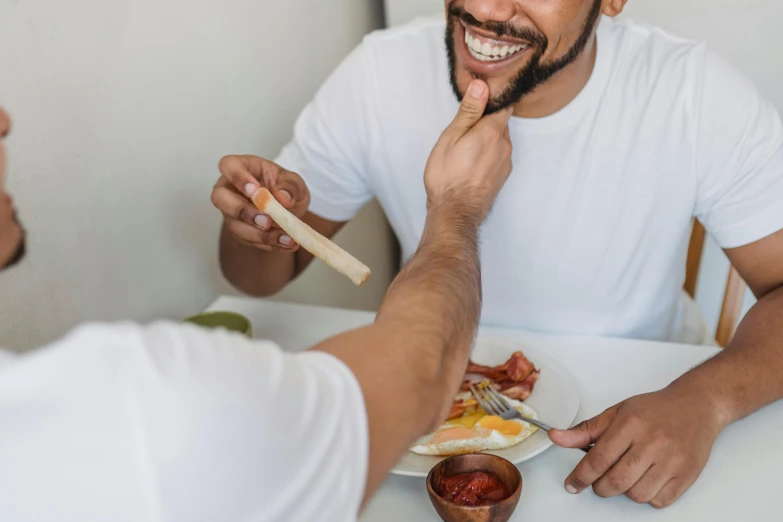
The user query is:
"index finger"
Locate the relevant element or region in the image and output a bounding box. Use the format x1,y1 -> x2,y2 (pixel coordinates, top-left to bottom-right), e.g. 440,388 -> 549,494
218,155 -> 284,198
565,420 -> 633,494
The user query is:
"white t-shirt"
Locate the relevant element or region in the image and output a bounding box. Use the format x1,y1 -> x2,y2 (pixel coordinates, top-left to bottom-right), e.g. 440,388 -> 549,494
0,323 -> 367,522
276,16 -> 783,342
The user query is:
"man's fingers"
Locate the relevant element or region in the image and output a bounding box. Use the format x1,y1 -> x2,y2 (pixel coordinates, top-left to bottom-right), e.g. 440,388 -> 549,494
557,407 -> 628,494
650,475 -> 697,509
219,156 -> 265,197
625,464 -> 671,505
593,445 -> 655,499
219,155 -> 296,198
212,186 -> 270,227
550,406 -> 617,449
487,104 -> 514,127
224,218 -> 299,250
564,435 -> 632,494
447,80 -> 489,137
274,171 -> 311,215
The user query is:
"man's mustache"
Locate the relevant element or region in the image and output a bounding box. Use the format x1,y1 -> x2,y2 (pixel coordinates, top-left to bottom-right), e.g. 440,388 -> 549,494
448,4 -> 548,48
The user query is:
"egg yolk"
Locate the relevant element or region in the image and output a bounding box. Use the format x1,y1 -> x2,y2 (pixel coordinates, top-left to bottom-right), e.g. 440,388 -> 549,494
477,416 -> 523,436
451,409 -> 488,428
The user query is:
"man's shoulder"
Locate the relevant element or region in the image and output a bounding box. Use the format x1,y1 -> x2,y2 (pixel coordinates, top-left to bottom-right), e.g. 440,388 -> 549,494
605,18 -> 767,111
603,17 -> 707,77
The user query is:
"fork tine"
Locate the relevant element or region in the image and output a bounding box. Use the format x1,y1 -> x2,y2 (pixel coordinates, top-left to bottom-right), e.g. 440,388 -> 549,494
469,383 -> 499,416
485,385 -> 512,413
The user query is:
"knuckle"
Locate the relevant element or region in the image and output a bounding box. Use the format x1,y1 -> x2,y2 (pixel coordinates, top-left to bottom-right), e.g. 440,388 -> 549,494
503,141 -> 513,158
606,472 -> 633,493
651,492 -> 676,509
568,477 -> 588,491
586,451 -> 612,474
623,453 -> 643,470
626,488 -> 652,505
233,203 -> 248,222
625,413 -> 647,431
218,155 -> 236,172
592,484 -> 613,499
460,100 -> 482,115
210,189 -> 221,208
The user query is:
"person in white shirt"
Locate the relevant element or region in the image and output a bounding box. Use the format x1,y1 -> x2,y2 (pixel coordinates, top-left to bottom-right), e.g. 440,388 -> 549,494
0,89 -> 513,521
210,0 -> 783,509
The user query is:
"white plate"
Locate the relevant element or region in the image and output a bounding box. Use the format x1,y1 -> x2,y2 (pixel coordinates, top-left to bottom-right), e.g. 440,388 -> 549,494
391,338 -> 581,477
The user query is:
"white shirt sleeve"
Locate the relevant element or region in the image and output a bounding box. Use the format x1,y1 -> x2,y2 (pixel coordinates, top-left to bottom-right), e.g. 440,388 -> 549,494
0,322 -> 368,522
274,41 -> 376,222
694,49 -> 783,248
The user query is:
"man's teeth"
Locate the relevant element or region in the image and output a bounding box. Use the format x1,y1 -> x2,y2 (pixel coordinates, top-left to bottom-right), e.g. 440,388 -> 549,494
465,31 -> 527,61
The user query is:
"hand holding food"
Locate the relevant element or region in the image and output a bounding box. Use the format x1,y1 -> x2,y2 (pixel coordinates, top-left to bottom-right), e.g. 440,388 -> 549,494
251,188 -> 371,285
211,155 -> 311,251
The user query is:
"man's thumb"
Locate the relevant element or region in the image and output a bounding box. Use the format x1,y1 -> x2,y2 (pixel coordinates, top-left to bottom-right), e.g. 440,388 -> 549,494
549,408 -> 616,448
449,80 -> 489,136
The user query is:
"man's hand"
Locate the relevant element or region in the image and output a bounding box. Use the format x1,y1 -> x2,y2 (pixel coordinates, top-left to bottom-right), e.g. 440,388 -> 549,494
550,387 -> 727,509
424,79 -> 513,222
211,155 -> 311,251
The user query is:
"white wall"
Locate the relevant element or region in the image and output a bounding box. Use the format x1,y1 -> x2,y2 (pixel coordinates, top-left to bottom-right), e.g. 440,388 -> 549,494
0,0 -> 392,350
384,0 -> 783,332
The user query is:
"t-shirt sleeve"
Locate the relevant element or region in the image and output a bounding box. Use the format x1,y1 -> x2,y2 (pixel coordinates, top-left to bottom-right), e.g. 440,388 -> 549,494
274,41 -> 377,222
694,49 -> 783,248
133,323 -> 369,522
0,323 -> 368,522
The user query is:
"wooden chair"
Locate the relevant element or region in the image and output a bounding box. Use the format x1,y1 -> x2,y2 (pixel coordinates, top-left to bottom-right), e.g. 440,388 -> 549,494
684,220 -> 747,347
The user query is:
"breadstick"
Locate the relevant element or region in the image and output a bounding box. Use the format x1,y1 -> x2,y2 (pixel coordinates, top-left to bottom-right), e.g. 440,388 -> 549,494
251,188 -> 371,285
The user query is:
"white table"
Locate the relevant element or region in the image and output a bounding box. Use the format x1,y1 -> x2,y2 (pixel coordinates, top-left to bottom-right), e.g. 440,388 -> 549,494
207,296 -> 781,522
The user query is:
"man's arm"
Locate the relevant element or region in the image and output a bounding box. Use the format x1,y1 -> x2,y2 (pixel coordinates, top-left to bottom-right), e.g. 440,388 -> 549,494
549,229 -> 783,508
211,155 -> 346,296
548,48 -> 783,509
218,209 -> 344,296
316,80 -> 513,503
675,229 -> 783,424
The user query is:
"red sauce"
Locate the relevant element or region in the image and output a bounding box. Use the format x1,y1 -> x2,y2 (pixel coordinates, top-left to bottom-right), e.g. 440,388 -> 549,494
436,471 -> 511,506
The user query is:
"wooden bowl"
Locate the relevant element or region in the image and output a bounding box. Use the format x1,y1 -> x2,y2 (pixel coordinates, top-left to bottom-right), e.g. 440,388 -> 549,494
426,454 -> 523,522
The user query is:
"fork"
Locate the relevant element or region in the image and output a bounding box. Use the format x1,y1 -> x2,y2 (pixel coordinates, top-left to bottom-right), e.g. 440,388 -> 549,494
469,381 -> 593,453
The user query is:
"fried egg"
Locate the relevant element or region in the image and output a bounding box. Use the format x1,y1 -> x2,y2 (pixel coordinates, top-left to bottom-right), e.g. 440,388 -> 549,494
410,393 -> 539,456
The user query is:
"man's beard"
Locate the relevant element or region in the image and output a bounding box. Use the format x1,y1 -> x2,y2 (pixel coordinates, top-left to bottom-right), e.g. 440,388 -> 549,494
446,0 -> 603,114
1,212 -> 26,270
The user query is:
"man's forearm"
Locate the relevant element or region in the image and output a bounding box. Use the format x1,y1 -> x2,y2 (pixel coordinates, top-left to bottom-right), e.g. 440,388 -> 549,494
219,225 -> 309,296
375,199 -> 482,414
671,284 -> 783,427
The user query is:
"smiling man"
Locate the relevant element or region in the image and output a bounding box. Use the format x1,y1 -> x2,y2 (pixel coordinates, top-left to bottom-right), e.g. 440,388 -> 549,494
212,0 -> 783,509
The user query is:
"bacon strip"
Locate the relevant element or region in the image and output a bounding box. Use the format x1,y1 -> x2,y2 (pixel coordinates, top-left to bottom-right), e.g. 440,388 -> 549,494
447,398 -> 478,420
497,370 -> 540,401
459,351 -> 539,403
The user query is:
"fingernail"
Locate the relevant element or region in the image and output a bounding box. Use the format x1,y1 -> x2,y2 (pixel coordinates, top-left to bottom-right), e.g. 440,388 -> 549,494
244,183 -> 257,197
254,214 -> 270,229
279,234 -> 293,246
279,190 -> 293,203
565,484 -> 578,494
468,81 -> 485,99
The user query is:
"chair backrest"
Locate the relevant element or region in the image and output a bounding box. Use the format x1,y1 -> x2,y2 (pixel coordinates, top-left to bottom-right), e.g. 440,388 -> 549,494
685,220 -> 746,347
